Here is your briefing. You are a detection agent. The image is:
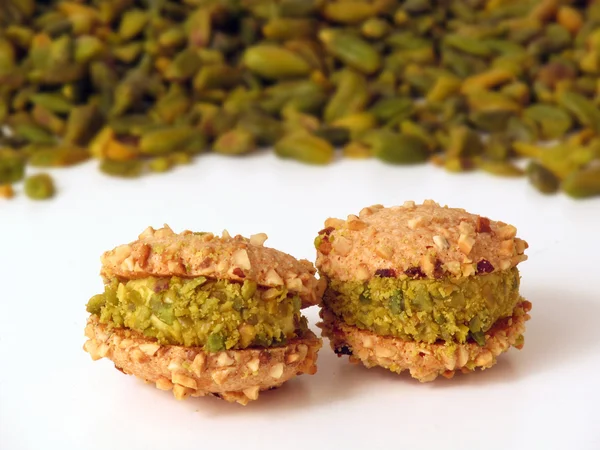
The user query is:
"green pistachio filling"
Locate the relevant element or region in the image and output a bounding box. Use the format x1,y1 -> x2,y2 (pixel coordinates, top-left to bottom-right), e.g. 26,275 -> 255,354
324,268 -> 521,345
86,276 -> 307,351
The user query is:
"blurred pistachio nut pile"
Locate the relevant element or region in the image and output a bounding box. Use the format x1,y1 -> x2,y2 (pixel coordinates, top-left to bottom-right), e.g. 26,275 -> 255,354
1,0 -> 600,200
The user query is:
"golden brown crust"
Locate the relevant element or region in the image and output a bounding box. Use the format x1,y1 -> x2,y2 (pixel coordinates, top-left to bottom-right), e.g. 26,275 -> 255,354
101,225 -> 325,308
83,316 -> 322,405
319,300 -> 531,382
315,200 -> 529,281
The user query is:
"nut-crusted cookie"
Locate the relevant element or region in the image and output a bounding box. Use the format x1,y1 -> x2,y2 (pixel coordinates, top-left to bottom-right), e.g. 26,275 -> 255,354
316,201 -> 531,381
85,316 -> 321,405
85,226 -> 323,405
320,301 -> 531,382
315,200 -> 529,282
103,225 -> 325,308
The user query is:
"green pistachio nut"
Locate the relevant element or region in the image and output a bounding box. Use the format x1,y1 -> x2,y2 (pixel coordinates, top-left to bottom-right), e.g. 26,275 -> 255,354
557,91 -> 600,133
24,173 -> 55,200
319,29 -> 381,74
324,70 -> 370,123
213,128 -> 256,155
526,161 -> 560,194
562,166 -> 600,198
361,130 -> 429,164
479,160 -> 525,177
118,9 -> 148,41
321,1 -> 378,24
28,145 -> 89,167
0,149 -> 25,184
523,104 -> 574,140
262,18 -> 315,41
100,159 -> 144,178
139,126 -> 201,155
243,45 -> 312,80
275,132 -> 334,165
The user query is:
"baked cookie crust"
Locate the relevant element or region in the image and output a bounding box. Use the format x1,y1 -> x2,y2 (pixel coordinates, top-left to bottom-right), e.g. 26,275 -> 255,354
315,200 -> 528,282
102,225 -> 325,308
319,301 -> 531,382
84,316 -> 322,405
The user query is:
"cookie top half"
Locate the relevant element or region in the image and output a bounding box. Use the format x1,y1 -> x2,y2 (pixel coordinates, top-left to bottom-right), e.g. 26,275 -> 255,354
315,200 -> 528,282
101,225 -> 324,307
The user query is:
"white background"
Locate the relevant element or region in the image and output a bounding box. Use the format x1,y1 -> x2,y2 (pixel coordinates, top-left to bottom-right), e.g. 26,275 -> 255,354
1,153 -> 599,450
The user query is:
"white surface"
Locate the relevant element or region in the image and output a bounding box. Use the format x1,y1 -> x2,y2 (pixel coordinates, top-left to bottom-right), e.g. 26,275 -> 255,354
1,153 -> 599,450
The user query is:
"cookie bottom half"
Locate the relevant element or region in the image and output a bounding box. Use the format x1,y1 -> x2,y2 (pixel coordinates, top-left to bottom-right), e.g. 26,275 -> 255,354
84,316 -> 322,405
319,300 -> 531,382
